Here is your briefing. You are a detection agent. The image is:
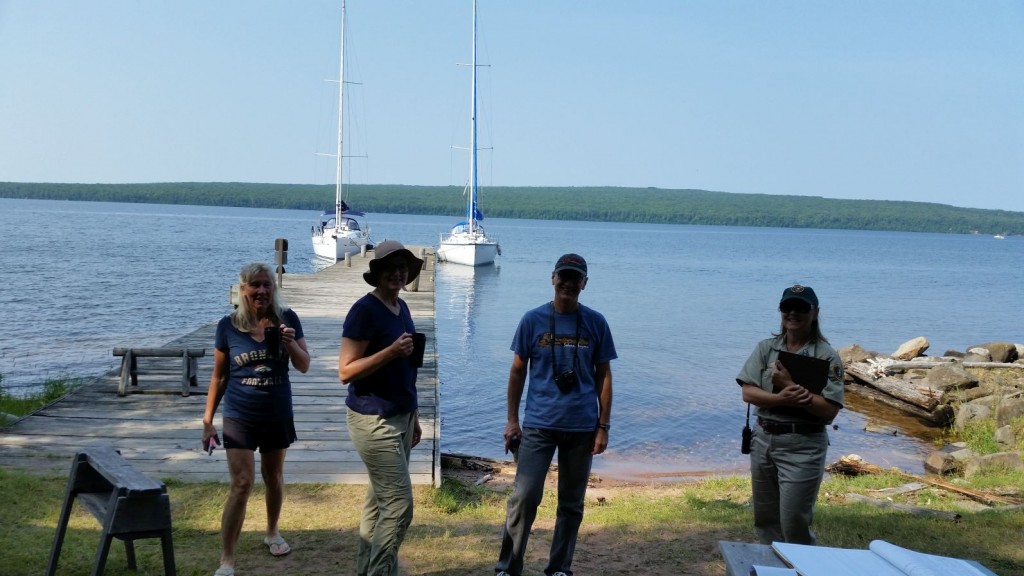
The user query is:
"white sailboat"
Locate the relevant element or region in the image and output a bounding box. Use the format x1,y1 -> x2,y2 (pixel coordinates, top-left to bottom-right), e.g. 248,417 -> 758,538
438,0 -> 500,267
312,0 -> 371,262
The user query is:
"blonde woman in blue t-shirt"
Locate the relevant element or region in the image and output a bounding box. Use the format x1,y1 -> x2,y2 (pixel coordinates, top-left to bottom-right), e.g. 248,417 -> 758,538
202,262 -> 310,576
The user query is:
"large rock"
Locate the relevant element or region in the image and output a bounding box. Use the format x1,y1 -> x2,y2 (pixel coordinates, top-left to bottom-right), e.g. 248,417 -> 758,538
924,451 -> 959,475
968,342 -> 1019,363
893,337 -> 929,360
949,447 -> 977,462
994,425 -> 1016,447
839,344 -> 876,365
995,398 -> 1024,428
955,402 -> 992,431
964,348 -> 992,362
964,452 -> 1024,478
925,363 -> 978,392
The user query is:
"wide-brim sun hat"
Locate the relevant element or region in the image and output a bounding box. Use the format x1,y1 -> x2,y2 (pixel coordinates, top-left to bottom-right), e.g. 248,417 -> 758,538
780,284 -> 818,307
363,240 -> 425,287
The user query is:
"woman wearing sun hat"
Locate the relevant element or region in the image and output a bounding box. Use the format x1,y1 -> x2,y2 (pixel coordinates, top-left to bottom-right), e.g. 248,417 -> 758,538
338,240 -> 425,576
736,284 -> 844,546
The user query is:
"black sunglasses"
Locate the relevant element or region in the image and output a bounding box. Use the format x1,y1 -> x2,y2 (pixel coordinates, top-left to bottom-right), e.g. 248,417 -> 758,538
779,300 -> 813,314
556,270 -> 585,283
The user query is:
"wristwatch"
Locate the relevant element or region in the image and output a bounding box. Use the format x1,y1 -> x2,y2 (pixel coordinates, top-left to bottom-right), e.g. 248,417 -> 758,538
597,423 -> 610,431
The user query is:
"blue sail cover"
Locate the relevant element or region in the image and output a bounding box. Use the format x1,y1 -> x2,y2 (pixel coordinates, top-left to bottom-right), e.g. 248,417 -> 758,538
450,214 -> 486,234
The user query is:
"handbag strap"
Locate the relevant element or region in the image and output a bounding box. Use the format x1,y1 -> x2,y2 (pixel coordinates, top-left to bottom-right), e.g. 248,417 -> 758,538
745,403 -> 751,426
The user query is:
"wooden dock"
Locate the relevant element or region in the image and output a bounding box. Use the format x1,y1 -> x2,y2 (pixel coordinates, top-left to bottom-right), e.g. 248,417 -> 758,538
0,247 -> 441,486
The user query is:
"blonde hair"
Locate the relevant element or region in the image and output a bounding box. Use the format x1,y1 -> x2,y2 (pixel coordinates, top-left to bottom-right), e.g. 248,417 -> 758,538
230,262 -> 289,332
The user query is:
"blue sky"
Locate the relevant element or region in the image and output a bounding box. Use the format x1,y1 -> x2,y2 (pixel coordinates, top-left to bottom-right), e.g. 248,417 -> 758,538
1,1 -> 1022,212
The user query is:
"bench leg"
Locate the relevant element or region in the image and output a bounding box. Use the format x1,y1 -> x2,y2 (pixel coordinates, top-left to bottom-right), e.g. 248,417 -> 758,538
123,538 -> 137,570
117,352 -> 132,397
47,456 -> 87,576
160,530 -> 177,576
90,534 -> 114,576
180,352 -> 190,397
130,355 -> 139,388
45,494 -> 75,576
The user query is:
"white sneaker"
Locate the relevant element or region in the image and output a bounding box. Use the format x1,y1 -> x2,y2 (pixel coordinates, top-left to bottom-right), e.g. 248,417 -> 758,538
496,572 -> 512,576
551,572 -> 569,576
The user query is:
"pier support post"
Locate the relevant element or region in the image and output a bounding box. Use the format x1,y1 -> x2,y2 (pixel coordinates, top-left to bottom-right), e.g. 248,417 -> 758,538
406,248 -> 426,292
274,238 -> 288,287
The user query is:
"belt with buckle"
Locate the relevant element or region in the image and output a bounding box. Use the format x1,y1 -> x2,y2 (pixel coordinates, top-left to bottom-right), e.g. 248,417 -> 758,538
757,417 -> 825,435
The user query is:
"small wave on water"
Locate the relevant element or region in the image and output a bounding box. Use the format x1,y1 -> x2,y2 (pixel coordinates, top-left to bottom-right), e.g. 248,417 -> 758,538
3,198 -> 1020,478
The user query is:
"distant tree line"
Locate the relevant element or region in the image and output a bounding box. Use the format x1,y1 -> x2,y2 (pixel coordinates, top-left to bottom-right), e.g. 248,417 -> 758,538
2,181 -> 1022,235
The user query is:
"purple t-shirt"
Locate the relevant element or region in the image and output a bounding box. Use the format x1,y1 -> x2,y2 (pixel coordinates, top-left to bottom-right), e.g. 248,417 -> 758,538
512,302 -> 617,432
343,293 -> 418,417
216,308 -> 303,422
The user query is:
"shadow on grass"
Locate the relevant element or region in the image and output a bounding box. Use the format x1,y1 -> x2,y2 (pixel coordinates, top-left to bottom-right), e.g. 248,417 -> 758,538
6,468 -> 1022,576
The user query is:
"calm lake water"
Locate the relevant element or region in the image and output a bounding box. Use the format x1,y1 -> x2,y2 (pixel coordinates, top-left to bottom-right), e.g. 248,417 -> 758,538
2,198 -> 1021,479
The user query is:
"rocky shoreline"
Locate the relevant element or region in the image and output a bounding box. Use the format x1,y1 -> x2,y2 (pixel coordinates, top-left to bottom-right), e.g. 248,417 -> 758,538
840,338 -> 1024,477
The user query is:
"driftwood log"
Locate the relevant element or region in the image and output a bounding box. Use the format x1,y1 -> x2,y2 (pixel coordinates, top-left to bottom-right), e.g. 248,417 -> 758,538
883,361 -> 1024,371
829,455 -> 1024,506
845,381 -> 953,426
844,493 -> 962,521
897,472 -> 1024,506
846,363 -> 942,410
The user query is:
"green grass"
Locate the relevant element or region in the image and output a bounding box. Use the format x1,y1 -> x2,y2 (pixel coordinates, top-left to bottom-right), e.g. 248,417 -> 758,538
0,375 -> 84,422
3,467 -> 1021,576
941,414 -> 1024,455
4,368 -> 1021,574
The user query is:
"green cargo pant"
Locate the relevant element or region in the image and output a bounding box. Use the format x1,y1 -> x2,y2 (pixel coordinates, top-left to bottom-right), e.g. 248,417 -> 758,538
749,426 -> 829,545
347,408 -> 417,576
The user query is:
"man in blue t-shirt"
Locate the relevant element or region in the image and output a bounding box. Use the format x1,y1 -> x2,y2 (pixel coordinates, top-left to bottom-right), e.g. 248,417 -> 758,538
495,253 -> 617,576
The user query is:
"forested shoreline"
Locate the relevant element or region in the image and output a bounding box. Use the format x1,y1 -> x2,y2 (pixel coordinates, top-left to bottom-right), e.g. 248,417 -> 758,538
2,181 -> 1022,235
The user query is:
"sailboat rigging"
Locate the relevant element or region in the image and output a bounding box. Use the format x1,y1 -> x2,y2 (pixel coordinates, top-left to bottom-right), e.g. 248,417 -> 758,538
312,0 -> 372,262
438,0 -> 500,267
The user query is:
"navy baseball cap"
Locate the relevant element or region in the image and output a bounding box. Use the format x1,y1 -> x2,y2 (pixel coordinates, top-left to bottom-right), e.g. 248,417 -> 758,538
553,253 -> 587,277
780,284 -> 818,307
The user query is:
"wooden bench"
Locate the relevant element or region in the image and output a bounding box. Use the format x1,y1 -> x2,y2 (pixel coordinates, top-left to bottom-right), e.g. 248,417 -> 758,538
719,541 -> 789,575
113,347 -> 205,397
46,447 -> 176,576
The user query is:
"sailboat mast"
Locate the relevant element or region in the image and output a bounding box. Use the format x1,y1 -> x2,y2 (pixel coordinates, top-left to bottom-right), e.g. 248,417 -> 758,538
334,0 -> 347,225
469,0 -> 478,233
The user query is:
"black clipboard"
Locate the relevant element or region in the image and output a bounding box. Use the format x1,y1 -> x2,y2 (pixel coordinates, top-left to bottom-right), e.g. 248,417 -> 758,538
776,351 -> 830,394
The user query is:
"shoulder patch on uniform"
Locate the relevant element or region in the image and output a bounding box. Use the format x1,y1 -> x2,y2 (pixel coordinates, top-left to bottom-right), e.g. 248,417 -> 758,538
831,364 -> 844,380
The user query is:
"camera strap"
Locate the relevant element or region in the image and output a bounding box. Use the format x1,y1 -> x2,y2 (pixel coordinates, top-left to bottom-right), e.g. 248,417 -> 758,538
549,302 -> 581,380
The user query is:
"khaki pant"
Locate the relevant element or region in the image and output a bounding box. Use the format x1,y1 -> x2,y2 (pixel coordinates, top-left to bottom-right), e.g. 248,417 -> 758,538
347,408 -> 417,576
749,426 -> 828,545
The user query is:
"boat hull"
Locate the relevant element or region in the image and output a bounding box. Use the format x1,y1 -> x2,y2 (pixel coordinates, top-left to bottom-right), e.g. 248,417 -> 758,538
312,229 -> 369,261
438,234 -> 498,266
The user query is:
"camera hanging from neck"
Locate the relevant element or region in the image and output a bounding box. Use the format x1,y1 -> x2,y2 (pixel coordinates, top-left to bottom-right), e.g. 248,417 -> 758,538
549,302 -> 581,386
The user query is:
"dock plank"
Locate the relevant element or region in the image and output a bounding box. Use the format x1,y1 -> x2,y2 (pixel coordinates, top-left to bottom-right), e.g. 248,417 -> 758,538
0,247 -> 441,485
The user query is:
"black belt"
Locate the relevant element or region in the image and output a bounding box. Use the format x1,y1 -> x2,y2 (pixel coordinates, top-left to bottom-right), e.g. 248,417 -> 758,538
757,417 -> 825,435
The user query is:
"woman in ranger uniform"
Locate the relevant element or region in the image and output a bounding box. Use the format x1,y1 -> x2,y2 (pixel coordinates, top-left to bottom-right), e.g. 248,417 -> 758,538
736,284 -> 844,545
